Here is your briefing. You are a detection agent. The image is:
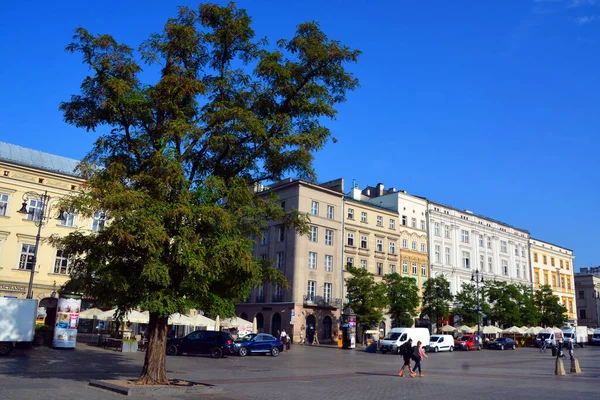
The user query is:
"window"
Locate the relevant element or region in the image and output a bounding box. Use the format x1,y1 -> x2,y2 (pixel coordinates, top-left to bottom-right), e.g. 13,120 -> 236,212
444,225 -> 451,239
311,201 -> 319,216
579,309 -> 586,320
0,193 -> 8,216
347,208 -> 354,219
361,212 -> 368,223
257,284 -> 264,301
420,243 -> 426,252
276,252 -> 284,269
445,247 -> 451,265
480,255 -> 484,270
551,257 -> 555,267
325,255 -> 333,272
421,263 -> 426,277
307,281 -> 316,302
390,264 -> 396,274
420,220 -> 425,230
461,230 -> 469,243
59,210 -> 76,227
389,219 -> 396,229
376,262 -> 383,276
567,278 -> 571,290
502,260 -> 508,276
501,241 -> 507,253
462,251 -> 470,269
360,235 -> 368,249
402,216 -> 407,226
516,262 -> 520,278
360,259 -> 367,269
488,256 -> 492,272
411,241 -> 417,250
542,255 -> 547,265
277,225 -> 285,242
560,260 -> 564,268
566,261 -> 570,270
324,283 -> 332,303
403,260 -> 408,274
435,245 -> 441,262
18,244 -> 36,270
412,261 -> 417,275
308,252 -> 317,269
261,229 -> 269,245
534,272 -> 539,284
25,199 -> 44,221
347,257 -> 354,268
327,205 -> 334,220
347,232 -> 354,246
52,249 -> 70,274
569,301 -> 573,313
402,239 -> 408,248
376,239 -> 383,252
389,241 -> 396,255
479,235 -> 484,247
515,248 -> 519,256
534,253 -> 538,262
91,211 -> 106,232
434,222 -> 440,236
411,218 -> 416,228
487,237 -> 491,249
377,216 -> 383,226
325,229 -> 333,246
578,290 -> 585,299
521,249 -> 526,258
309,226 -> 318,242
274,284 -> 283,301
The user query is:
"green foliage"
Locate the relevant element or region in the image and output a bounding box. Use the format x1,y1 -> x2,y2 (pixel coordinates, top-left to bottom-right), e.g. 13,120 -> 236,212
453,282 -> 489,326
384,273 -> 420,327
485,280 -> 522,327
516,283 -> 541,327
420,275 -> 452,328
345,266 -> 387,331
535,285 -> 567,327
35,324 -> 52,332
55,2 -> 359,382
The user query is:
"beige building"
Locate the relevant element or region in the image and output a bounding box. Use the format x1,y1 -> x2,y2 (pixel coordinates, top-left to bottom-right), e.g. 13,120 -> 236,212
0,142 -> 89,300
235,178 -> 345,343
530,238 -> 576,323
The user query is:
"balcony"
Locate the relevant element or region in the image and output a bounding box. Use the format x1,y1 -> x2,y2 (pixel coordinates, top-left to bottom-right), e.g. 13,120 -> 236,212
303,295 -> 342,309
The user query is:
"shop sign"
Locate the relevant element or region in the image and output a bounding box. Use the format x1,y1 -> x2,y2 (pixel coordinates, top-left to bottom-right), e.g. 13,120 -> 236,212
0,284 -> 26,292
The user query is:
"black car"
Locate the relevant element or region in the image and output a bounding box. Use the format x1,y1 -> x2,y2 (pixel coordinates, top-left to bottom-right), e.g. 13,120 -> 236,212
487,337 -> 517,350
166,330 -> 235,358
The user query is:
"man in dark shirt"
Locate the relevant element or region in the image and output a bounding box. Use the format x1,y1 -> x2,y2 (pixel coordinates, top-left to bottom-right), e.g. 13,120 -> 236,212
398,338 -> 413,377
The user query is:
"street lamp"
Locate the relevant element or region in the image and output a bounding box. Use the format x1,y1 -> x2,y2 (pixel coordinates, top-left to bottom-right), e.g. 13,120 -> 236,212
471,269 -> 484,336
17,190 -> 66,299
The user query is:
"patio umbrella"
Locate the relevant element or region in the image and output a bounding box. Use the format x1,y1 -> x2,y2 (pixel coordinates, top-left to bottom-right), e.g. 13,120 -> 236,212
440,324 -> 457,333
189,314 -> 216,330
252,316 -> 258,333
456,325 -> 474,334
221,316 -> 253,329
168,313 -> 194,326
482,325 -> 502,334
123,310 -> 149,324
79,307 -> 103,319
215,315 -> 220,331
502,326 -> 524,334
96,308 -> 119,321
524,326 -> 542,335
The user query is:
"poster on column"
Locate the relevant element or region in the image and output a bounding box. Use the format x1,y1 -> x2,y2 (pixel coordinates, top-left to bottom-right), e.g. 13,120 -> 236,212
53,294 -> 82,348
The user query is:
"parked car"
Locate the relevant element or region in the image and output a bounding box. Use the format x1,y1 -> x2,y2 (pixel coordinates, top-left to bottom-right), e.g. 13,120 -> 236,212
166,330 -> 235,358
427,335 -> 454,352
487,337 -> 516,350
234,333 -> 283,357
454,335 -> 481,351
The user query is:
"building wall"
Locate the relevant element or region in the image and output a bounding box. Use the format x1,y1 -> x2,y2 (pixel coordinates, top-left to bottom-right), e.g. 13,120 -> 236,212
0,161 -> 85,299
530,238 -> 576,323
428,203 -> 530,296
574,268 -> 600,327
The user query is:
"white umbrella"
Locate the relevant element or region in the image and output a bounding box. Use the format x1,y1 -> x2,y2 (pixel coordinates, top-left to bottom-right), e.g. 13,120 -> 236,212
440,324 -> 457,333
502,326 -> 524,334
123,310 -> 149,324
221,316 -> 253,329
79,307 -> 103,319
482,325 -> 502,334
524,326 -> 542,335
168,313 -> 194,326
215,315 -> 220,331
456,325 -> 474,334
189,314 -> 216,330
96,308 -> 119,321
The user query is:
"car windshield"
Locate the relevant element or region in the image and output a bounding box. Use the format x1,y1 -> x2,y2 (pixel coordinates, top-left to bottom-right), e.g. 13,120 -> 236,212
538,333 -> 551,339
459,336 -> 470,341
384,332 -> 401,340
430,336 -> 441,342
593,334 -> 600,338
563,333 -> 573,338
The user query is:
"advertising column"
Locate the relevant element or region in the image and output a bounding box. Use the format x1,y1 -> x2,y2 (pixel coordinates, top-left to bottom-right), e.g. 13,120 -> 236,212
53,293 -> 82,349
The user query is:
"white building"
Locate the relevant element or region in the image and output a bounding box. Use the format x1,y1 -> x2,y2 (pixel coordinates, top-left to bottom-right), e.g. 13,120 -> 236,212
427,201 -> 531,296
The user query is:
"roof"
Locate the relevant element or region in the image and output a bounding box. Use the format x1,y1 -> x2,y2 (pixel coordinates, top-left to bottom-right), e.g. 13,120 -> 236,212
530,237 -> 573,253
0,142 -> 80,177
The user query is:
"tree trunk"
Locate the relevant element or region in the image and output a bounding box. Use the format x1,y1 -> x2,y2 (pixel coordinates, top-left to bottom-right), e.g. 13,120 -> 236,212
137,312 -> 169,385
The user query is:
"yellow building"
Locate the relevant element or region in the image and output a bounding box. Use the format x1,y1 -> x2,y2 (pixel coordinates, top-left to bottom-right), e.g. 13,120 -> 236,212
0,142 -> 90,299
530,238 -> 576,323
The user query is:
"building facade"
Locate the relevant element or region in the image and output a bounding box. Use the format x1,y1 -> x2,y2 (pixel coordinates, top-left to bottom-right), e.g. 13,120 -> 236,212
0,142 -> 87,299
530,238 -> 576,323
427,201 -> 531,296
235,178 -> 345,343
574,267 -> 600,327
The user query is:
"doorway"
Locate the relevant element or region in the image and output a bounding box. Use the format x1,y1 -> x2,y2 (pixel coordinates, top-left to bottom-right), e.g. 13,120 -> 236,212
306,314 -> 316,344
322,316 -> 332,339
271,313 -> 282,336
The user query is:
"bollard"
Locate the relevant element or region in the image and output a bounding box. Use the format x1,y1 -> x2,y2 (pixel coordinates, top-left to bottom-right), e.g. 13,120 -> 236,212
570,357 -> 582,374
555,357 -> 566,376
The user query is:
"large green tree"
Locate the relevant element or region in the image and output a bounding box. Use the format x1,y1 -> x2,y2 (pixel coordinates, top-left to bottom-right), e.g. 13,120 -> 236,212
516,284 -> 541,327
420,275 -> 452,329
345,266 -> 387,337
57,2 -> 359,384
453,282 -> 489,327
535,285 -> 568,327
384,273 -> 420,327
485,281 -> 522,327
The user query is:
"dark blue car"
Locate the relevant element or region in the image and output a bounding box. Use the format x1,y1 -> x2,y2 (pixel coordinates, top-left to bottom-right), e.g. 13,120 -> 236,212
487,337 -> 517,350
234,333 -> 284,357
166,330 -> 235,358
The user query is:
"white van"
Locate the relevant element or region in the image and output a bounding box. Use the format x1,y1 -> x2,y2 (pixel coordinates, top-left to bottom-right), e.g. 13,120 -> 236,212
427,334 -> 454,353
380,327 -> 430,354
536,329 -> 563,347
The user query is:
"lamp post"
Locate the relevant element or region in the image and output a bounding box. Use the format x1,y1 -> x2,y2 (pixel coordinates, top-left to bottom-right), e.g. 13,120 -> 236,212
471,269 -> 484,336
17,190 -> 66,299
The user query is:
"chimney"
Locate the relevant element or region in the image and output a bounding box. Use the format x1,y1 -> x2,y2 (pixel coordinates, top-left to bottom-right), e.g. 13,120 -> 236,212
389,187 -> 396,193
376,183 -> 384,197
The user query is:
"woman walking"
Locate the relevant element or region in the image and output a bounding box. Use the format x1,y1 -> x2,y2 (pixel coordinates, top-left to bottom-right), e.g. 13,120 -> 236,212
410,340 -> 428,378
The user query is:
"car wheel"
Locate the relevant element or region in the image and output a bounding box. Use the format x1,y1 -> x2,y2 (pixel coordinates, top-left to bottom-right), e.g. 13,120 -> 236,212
0,343 -> 12,356
433,346 -> 439,353
500,345 -> 504,351
166,344 -> 178,356
211,347 -> 223,359
238,346 -> 248,357
512,344 -> 516,350
271,347 -> 280,357
449,346 -> 454,352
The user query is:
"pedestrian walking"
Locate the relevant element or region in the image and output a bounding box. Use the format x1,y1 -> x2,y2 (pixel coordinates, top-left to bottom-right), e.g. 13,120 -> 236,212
411,340 -> 428,378
280,329 -> 287,347
397,338 -> 413,377
286,335 -> 291,351
313,332 -> 319,345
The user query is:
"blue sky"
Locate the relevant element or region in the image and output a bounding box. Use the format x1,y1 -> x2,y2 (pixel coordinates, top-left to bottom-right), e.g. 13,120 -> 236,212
0,0 -> 598,270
